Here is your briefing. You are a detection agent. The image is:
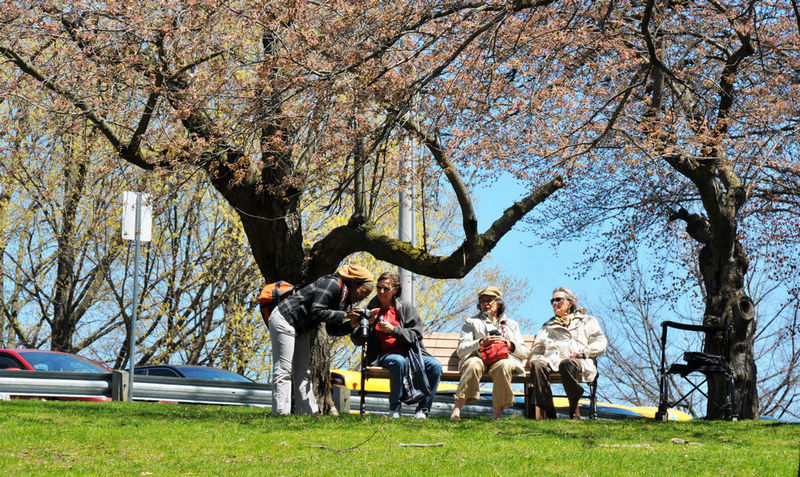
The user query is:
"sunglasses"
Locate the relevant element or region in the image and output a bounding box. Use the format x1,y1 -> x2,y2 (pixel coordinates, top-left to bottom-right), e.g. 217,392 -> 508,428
550,297 -> 568,304
376,285 -> 394,292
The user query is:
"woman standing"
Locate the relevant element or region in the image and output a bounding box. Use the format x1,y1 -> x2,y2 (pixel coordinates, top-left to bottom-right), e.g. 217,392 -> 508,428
269,264 -> 374,415
352,272 -> 442,418
450,286 -> 528,420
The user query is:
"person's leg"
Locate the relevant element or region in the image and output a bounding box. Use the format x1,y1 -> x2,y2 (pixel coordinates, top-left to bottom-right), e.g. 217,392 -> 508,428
292,329 -> 319,415
558,359 -> 584,419
416,355 -> 442,416
451,356 -> 485,420
269,310 -> 296,415
377,353 -> 408,414
529,360 -> 556,419
489,359 -> 516,419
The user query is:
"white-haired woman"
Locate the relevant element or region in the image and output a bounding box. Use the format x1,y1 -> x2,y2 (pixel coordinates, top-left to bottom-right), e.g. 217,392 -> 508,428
527,287 -> 607,419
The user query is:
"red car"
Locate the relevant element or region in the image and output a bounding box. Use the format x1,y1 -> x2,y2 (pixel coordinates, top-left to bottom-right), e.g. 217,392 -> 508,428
0,349 -> 113,402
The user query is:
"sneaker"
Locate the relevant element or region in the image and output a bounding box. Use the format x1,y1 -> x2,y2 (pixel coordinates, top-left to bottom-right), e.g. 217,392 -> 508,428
389,411 -> 401,419
413,410 -> 427,419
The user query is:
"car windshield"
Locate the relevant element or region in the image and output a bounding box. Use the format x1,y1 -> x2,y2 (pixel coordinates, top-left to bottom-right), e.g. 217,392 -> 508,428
177,367 -> 252,382
18,352 -> 108,373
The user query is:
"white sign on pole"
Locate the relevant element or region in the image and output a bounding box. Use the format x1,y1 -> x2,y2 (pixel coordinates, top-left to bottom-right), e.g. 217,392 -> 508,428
122,191 -> 153,242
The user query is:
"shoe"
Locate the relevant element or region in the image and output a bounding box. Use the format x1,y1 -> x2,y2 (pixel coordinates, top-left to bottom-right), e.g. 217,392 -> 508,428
389,411 -> 400,419
414,410 -> 427,419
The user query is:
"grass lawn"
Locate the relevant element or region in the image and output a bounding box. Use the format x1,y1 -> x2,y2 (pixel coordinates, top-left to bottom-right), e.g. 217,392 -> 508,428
1,400 -> 797,476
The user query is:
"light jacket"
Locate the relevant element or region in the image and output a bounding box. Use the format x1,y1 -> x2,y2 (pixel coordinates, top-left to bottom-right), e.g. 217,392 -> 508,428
527,313 -> 607,382
456,312 -> 529,375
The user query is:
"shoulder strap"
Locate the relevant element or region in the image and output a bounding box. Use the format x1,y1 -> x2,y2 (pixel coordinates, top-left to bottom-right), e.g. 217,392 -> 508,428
337,277 -> 348,309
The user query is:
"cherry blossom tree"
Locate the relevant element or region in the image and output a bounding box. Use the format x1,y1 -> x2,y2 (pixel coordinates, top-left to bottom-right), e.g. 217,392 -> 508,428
3,0 -> 799,418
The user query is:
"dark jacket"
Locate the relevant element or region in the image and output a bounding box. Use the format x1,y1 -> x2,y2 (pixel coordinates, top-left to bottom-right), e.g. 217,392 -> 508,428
351,296 -> 431,366
274,273 -> 354,336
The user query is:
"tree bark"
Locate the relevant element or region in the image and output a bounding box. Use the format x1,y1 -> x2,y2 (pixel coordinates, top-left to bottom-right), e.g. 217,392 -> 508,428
51,157 -> 87,352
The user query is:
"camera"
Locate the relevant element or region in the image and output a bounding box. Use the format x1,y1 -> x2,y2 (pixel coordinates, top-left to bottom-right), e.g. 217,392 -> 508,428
357,309 -> 370,339
488,329 -> 501,336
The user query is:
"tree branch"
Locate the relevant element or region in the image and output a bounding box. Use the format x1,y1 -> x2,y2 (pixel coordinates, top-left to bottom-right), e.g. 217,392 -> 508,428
395,111 -> 478,244
309,176 -> 564,278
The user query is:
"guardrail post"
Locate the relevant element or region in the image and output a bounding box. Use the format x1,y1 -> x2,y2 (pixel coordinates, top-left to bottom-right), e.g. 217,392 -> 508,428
331,385 -> 350,414
112,370 -> 130,401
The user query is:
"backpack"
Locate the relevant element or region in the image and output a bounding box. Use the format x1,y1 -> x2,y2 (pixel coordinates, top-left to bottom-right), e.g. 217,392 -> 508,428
258,281 -> 296,325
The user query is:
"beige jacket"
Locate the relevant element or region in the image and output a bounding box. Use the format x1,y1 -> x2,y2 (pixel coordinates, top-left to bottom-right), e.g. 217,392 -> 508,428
527,313 -> 607,382
456,312 -> 530,375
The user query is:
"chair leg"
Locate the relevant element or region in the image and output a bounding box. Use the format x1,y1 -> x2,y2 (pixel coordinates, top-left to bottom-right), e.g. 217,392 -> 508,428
727,372 -> 737,421
583,378 -> 597,420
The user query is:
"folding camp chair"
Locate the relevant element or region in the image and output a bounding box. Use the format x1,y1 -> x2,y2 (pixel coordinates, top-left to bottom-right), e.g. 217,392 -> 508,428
655,320 -> 737,421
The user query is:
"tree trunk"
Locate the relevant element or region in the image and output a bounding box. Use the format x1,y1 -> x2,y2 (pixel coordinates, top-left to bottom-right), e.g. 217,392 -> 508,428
310,325 -> 337,415
678,212 -> 758,420
51,158 -> 87,352
699,241 -> 758,419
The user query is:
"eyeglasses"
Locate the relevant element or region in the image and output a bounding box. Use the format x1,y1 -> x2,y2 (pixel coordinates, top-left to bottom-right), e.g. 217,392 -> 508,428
479,298 -> 496,304
550,297 -> 567,305
376,285 -> 393,292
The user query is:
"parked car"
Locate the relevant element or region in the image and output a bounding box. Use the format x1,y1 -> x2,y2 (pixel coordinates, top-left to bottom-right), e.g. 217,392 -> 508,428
134,364 -> 253,382
0,349 -> 111,373
0,349 -> 113,402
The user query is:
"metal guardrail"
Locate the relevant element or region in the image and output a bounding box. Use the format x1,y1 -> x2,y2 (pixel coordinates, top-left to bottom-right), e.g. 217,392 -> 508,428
0,370 -> 272,407
0,369 -> 113,400
131,375 -> 271,407
3,372 -> 595,418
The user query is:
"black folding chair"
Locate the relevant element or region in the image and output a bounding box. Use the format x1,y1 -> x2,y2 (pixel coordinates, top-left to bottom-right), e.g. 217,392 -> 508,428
655,320 -> 737,421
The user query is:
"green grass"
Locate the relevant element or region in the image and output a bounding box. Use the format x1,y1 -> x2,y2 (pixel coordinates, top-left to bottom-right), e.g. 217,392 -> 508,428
0,400 -> 797,476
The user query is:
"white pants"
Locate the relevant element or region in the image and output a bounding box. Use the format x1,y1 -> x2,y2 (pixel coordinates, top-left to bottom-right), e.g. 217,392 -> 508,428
269,309 -> 318,415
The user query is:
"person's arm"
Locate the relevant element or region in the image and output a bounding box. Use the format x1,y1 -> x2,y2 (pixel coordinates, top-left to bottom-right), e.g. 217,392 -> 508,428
308,276 -> 347,324
386,301 -> 423,345
456,318 -> 481,358
504,320 -> 529,359
581,316 -> 607,358
526,326 -> 547,366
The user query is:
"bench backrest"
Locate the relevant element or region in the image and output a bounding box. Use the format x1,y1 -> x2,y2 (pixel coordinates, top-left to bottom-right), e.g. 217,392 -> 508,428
422,331 -> 536,371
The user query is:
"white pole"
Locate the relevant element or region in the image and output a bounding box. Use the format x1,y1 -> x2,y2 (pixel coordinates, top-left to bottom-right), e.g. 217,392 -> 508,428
128,192 -> 142,400
398,144 -> 416,307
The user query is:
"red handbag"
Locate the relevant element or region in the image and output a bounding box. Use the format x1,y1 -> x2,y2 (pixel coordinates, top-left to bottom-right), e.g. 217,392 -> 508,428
480,341 -> 509,366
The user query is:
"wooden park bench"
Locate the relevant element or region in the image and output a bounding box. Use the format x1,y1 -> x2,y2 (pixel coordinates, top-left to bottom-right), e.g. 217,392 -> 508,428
365,331 -> 598,419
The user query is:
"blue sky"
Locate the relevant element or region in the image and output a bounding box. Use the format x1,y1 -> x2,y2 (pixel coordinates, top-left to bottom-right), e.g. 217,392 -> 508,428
471,176 -> 606,328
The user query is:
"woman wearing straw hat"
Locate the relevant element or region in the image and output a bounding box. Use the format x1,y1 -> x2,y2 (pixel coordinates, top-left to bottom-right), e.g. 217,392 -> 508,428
450,285 -> 528,420
269,264 -> 374,415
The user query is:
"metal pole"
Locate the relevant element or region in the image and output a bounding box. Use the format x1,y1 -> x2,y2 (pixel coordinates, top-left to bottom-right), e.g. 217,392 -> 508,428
127,192 -> 142,400
398,141 -> 416,307
359,344 -> 367,415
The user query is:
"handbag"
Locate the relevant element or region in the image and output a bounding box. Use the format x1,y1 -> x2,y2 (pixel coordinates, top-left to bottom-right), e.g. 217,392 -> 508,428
480,323 -> 509,366
480,341 -> 509,366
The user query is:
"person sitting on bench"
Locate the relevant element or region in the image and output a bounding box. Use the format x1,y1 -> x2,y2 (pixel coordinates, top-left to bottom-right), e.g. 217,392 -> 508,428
450,286 -> 529,420
527,287 -> 606,419
352,272 -> 442,419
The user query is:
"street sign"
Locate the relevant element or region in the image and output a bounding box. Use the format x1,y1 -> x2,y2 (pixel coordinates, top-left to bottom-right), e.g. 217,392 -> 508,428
121,191 -> 152,242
